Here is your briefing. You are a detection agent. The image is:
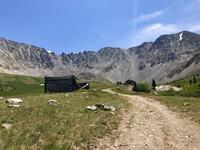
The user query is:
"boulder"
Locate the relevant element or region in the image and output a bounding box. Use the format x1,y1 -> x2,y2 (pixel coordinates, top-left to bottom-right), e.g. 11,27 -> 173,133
2,123 -> 12,129
86,105 -> 97,111
156,85 -> 182,92
95,104 -> 105,110
6,98 -> 23,104
110,106 -> 116,111
86,103 -> 116,112
110,111 -> 115,115
183,102 -> 190,106
48,99 -> 64,107
8,105 -> 20,108
48,99 -> 57,104
103,106 -> 112,111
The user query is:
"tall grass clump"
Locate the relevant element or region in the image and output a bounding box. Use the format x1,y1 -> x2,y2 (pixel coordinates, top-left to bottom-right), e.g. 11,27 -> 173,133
161,75 -> 200,98
134,82 -> 151,93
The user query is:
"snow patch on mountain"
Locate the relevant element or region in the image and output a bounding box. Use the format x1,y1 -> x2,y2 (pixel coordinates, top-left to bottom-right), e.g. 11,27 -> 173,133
179,32 -> 183,41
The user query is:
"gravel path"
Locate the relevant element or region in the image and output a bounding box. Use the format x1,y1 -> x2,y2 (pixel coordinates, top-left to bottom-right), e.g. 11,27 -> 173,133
96,89 -> 200,150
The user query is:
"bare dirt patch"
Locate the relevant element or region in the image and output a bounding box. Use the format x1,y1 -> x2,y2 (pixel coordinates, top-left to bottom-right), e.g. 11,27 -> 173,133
96,89 -> 200,150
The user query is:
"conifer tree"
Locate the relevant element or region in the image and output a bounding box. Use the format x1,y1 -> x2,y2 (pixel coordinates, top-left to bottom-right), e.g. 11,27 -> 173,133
193,75 -> 197,84
152,79 -> 156,90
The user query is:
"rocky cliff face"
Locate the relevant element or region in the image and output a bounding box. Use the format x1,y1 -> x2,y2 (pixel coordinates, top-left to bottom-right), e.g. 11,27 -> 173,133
0,31 -> 200,83
143,31 -> 200,66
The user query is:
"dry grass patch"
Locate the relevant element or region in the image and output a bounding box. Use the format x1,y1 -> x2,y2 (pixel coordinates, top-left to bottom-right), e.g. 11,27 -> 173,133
0,85 -> 128,149
148,95 -> 200,124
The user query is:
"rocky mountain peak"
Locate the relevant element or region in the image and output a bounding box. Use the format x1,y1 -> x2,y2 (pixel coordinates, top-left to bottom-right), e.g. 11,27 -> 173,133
97,47 -> 128,62
61,50 -> 98,69
0,31 -> 200,83
138,31 -> 200,66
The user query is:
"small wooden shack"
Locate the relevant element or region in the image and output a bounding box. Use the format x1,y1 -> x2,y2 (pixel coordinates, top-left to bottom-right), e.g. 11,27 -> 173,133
44,76 -> 80,93
124,80 -> 137,87
124,80 -> 137,91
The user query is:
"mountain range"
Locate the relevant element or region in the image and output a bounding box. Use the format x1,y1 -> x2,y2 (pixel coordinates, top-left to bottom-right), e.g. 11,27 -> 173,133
0,31 -> 200,83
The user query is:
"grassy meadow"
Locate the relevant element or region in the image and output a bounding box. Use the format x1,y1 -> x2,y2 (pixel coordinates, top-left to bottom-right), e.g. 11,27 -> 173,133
160,75 -> 200,97
0,73 -> 44,97
0,73 -> 129,150
149,96 -> 200,124
112,76 -> 200,126
148,75 -> 200,125
1,72 -> 200,149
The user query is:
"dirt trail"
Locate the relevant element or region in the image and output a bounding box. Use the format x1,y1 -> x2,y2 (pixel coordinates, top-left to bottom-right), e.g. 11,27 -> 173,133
96,89 -> 200,150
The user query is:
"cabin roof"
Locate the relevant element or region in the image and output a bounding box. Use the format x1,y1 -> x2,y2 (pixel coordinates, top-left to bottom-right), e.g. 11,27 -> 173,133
45,75 -> 79,81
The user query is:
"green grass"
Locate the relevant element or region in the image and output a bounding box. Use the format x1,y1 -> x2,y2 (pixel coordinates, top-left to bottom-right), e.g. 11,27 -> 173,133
148,95 -> 200,124
0,73 -> 129,149
171,75 -> 200,87
0,73 -> 44,97
88,80 -> 116,90
111,86 -> 134,95
133,82 -> 151,93
2,72 -> 199,149
111,82 -> 151,95
159,75 -> 200,97
145,76 -> 200,125
110,78 -> 200,126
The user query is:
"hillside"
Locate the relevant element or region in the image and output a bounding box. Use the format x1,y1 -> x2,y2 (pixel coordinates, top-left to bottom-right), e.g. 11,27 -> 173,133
0,73 -> 43,97
0,73 -> 128,149
159,74 -> 200,97
0,31 -> 200,83
0,70 -> 200,150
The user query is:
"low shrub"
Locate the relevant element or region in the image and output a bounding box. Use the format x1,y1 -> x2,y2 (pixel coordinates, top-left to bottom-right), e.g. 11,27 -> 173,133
160,88 -> 200,98
134,82 -> 151,93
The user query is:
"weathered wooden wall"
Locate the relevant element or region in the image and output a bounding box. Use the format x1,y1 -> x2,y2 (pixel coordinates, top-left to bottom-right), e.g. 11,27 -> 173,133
45,77 -> 79,93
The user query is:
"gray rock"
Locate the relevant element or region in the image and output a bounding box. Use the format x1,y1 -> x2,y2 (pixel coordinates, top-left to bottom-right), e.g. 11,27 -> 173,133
110,111 -> 115,115
94,104 -> 116,111
86,106 -> 97,111
183,102 -> 190,106
1,31 -> 200,83
2,123 -> 12,129
8,104 -> 20,108
6,98 -> 23,104
103,106 -> 111,111
48,99 -> 64,107
95,104 -> 105,110
48,99 -> 57,104
110,106 -> 116,111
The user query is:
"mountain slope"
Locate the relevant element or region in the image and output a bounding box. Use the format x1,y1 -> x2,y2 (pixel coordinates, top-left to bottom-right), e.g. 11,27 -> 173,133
0,31 -> 200,83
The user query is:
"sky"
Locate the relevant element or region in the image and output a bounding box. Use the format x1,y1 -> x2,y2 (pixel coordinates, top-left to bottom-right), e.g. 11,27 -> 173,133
0,0 -> 200,53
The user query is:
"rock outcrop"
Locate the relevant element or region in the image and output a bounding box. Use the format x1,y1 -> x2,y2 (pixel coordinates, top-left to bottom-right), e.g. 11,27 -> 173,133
0,31 -> 200,83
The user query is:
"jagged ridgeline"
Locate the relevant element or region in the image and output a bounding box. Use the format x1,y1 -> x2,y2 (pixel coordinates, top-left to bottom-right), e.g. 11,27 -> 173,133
0,31 -> 200,83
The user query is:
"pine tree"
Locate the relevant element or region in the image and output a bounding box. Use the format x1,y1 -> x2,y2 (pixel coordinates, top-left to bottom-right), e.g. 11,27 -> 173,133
193,75 -> 197,84
152,79 -> 156,90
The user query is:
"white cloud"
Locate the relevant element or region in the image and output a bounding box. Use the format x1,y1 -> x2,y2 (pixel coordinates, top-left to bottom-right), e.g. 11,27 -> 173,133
131,22 -> 200,46
122,0 -> 200,48
133,23 -> 179,44
135,9 -> 167,23
138,23 -> 178,34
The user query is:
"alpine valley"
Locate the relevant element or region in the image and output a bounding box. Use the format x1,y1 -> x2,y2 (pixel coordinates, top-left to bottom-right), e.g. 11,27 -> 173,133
0,31 -> 200,83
